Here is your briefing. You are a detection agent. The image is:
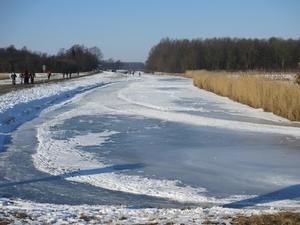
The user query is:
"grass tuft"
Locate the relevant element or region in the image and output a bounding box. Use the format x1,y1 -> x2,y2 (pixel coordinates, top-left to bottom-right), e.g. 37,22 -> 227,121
118,215 -> 127,220
12,211 -> 28,219
0,218 -> 12,225
79,213 -> 91,221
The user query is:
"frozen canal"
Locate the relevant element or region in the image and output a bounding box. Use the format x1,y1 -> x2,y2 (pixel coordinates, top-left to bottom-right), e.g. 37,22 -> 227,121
1,73 -> 300,208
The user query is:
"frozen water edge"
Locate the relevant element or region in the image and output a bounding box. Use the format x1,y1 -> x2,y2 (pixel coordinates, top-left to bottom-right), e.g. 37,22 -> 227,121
31,78 -> 300,205
1,72 -> 300,224
29,73 -> 300,207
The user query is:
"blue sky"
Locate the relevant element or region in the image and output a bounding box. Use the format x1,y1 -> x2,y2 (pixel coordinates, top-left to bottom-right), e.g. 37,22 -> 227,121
0,0 -> 299,63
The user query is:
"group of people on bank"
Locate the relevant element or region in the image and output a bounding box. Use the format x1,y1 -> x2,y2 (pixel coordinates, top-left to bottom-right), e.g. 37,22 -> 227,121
10,69 -> 79,85
62,70 -> 72,79
10,70 -> 35,85
10,70 -> 52,85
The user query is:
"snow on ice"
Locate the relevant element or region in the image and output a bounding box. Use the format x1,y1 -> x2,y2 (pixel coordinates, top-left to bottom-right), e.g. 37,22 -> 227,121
0,72 -> 300,224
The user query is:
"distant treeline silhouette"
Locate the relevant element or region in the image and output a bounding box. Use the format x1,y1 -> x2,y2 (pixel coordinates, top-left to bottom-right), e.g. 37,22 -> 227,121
0,44 -> 103,73
101,59 -> 145,71
145,37 -> 300,73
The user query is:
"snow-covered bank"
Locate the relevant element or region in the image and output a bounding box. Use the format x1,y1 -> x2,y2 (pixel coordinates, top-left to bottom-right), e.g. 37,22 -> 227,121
1,72 -> 300,224
0,73 -> 110,148
0,198 -> 282,225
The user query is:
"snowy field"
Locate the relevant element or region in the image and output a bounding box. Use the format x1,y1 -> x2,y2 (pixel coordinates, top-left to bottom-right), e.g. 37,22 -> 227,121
0,72 -> 300,224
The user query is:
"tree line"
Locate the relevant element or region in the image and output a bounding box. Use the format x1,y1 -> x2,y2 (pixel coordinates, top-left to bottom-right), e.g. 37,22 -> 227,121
101,60 -> 145,71
0,44 -> 103,73
145,37 -> 300,73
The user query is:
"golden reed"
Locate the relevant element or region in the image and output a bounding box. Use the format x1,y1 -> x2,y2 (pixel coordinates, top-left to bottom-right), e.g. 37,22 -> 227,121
185,70 -> 300,121
0,73 -> 9,80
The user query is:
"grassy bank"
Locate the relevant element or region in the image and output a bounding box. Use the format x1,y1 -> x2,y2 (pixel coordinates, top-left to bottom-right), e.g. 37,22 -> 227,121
185,70 -> 300,121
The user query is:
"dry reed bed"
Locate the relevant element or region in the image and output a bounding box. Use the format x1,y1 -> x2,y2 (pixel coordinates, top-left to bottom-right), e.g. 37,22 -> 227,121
186,70 -> 300,121
0,73 -> 9,80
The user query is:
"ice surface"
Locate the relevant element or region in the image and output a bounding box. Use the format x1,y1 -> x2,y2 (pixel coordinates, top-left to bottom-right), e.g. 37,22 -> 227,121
1,72 -> 300,223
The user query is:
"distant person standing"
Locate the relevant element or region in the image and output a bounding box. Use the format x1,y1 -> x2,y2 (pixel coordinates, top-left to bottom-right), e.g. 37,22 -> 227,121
47,70 -> 51,80
10,71 -> 17,85
19,72 -> 24,84
30,70 -> 35,84
23,70 -> 29,84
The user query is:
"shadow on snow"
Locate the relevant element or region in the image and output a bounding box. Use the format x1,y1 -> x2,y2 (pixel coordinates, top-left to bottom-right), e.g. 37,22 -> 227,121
223,184 -> 300,208
0,163 -> 145,189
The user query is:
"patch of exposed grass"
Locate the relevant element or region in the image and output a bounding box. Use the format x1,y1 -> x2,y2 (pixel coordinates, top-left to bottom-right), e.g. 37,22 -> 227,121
0,217 -> 12,225
233,211 -> 300,225
79,213 -> 91,221
12,211 -> 29,219
118,215 -> 127,220
165,221 -> 174,225
186,70 -> 300,121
